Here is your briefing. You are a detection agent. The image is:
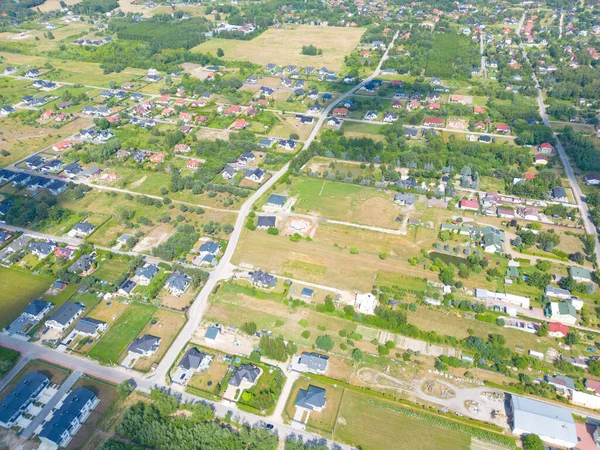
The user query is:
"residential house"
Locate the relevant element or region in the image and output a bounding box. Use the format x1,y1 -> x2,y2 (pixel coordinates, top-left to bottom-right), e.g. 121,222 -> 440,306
547,301 -> 578,326
548,322 -> 569,338
569,266 -> 592,283
22,300 -> 53,322
165,272 -> 191,296
460,199 -> 479,211
135,264 -> 159,286
45,302 -> 84,331
534,154 -> 549,165
128,334 -> 161,356
545,286 -> 571,299
585,174 -> 600,186
538,142 -> 554,154
257,216 -> 276,229
245,168 -> 265,183
229,364 -> 260,388
68,222 -> 95,238
0,372 -> 49,429
29,241 -> 57,259
67,254 -> 94,274
295,385 -> 327,412
266,194 -> 286,208
249,270 -> 276,288
173,348 -> 213,385
292,352 -> 329,374
73,318 -> 107,337
38,388 -> 99,449
54,247 -> 75,260
117,279 -> 137,297
354,292 -> 377,315
394,193 -> 415,206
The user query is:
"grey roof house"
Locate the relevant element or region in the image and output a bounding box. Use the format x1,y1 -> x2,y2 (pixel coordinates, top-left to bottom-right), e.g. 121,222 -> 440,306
249,270 -> 276,288
46,302 -> 84,331
0,371 -> 49,428
165,272 -> 191,296
229,364 -> 260,387
295,385 -> 327,412
128,334 -> 161,356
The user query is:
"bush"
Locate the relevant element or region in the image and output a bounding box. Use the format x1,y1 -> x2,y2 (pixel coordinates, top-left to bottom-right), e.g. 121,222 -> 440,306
241,322 -> 257,335
301,330 -> 311,339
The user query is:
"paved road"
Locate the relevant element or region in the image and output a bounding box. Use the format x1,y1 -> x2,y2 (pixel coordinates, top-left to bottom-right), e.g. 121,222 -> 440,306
22,370 -> 82,438
517,13 -> 600,268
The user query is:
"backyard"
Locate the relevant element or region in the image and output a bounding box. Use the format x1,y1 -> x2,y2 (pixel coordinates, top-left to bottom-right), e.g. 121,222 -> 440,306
88,302 -> 157,365
0,267 -> 53,328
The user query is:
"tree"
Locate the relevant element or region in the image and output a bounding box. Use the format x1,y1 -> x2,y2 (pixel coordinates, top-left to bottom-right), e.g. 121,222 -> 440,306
316,335 -> 334,351
241,322 -> 257,335
565,332 -> 578,345
217,48 -> 224,57
117,380 -> 135,398
537,323 -> 549,337
522,434 -> 545,450
351,348 -> 363,362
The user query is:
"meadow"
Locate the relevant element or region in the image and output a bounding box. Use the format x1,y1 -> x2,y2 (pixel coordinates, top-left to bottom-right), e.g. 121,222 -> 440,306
0,267 -> 53,328
192,25 -> 365,71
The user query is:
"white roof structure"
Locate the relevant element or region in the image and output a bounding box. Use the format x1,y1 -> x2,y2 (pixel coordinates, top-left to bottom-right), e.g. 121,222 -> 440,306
510,395 -> 578,448
354,293 -> 377,315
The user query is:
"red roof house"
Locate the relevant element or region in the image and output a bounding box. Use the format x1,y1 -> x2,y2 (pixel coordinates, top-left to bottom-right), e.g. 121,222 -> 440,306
549,322 -> 569,338
460,199 -> 479,211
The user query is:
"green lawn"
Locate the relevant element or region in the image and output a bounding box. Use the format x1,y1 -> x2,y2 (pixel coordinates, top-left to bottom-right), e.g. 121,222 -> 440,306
88,302 -> 157,365
334,390 -> 472,450
0,267 -> 53,328
94,259 -> 129,285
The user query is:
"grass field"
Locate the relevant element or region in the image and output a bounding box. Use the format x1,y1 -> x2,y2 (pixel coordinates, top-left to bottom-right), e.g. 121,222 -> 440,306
88,302 -> 157,365
0,267 -> 53,328
192,25 -> 365,71
232,222 -> 442,292
334,390 -> 471,450
94,259 -> 129,284
284,177 -> 401,228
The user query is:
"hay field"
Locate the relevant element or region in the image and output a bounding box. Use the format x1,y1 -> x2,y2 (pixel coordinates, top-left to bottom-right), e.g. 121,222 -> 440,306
192,25 -> 365,71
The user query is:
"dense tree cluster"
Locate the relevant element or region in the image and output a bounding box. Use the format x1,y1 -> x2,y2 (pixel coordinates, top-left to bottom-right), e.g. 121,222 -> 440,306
152,224 -> 199,260
109,17 -> 210,50
104,398 -> 278,450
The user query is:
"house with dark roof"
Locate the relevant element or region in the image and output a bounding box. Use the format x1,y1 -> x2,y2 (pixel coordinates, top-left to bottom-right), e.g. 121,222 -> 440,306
394,193 -> 415,206
128,334 -> 161,356
257,216 -> 276,229
38,387 -> 99,448
68,222 -> 95,238
553,187 -> 568,202
295,385 -> 327,412
22,300 -> 53,322
134,264 -> 159,286
29,241 -> 57,259
266,194 -> 287,208
229,364 -> 260,388
46,303 -> 84,331
0,371 -> 49,428
73,318 -> 107,337
118,279 -> 137,297
245,168 -> 265,183
68,254 -> 94,274
569,266 -> 592,282
46,180 -> 68,196
173,348 -> 213,385
249,270 -> 276,288
165,272 -> 191,296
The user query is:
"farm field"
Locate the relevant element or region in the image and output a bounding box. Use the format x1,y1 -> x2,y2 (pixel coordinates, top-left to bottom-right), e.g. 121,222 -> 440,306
192,26 -> 365,71
0,267 -> 53,328
88,302 -> 157,365
334,390 -> 472,450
